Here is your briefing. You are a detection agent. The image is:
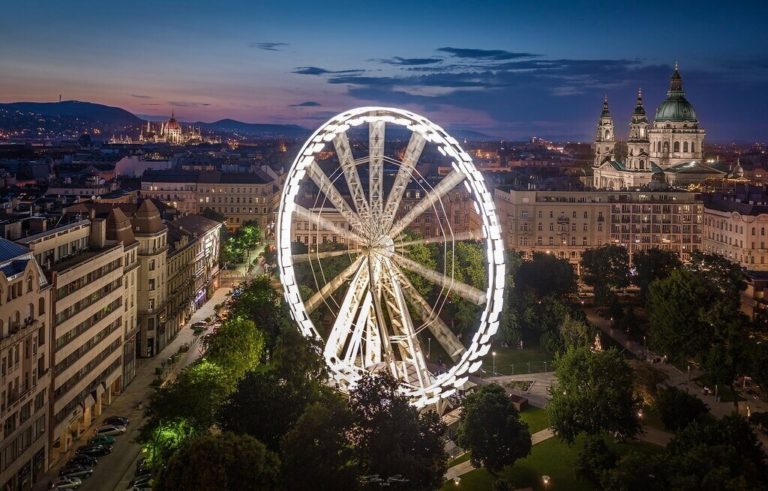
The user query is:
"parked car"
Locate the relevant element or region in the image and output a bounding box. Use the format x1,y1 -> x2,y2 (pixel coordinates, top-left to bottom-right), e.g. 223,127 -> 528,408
191,321 -> 207,329
128,474 -> 152,488
49,476 -> 82,489
95,424 -> 126,436
104,416 -> 129,427
59,465 -> 93,479
67,454 -> 97,467
88,434 -> 115,446
76,444 -> 112,457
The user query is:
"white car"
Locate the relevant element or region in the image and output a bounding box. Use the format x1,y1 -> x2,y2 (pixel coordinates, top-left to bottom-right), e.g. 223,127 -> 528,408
50,477 -> 82,489
95,424 -> 126,436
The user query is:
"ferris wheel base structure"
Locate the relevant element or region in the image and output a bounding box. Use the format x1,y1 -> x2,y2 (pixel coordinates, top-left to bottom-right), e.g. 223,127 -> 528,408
276,107 -> 505,408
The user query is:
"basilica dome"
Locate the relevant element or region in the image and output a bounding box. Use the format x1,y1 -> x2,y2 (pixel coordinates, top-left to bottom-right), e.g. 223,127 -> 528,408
654,65 -> 698,123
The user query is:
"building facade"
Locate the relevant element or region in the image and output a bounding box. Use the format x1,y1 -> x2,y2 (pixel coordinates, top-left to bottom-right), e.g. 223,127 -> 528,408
18,220 -> 126,465
141,170 -> 277,232
0,240 -> 50,491
495,188 -> 703,269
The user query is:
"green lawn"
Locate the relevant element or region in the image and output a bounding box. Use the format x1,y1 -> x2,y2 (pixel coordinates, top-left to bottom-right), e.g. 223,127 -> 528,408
519,406 -> 549,434
480,345 -> 554,376
448,452 -> 472,467
442,436 -> 664,491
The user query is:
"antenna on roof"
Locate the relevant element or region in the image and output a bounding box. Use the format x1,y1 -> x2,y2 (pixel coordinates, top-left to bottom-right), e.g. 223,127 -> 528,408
59,94 -> 62,103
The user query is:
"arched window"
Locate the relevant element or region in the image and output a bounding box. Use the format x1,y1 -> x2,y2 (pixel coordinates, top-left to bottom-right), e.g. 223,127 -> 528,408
640,160 -> 645,169
674,141 -> 680,153
663,142 -> 669,153
604,129 -> 611,140
690,142 -> 695,153
27,276 -> 33,293
683,141 -> 689,152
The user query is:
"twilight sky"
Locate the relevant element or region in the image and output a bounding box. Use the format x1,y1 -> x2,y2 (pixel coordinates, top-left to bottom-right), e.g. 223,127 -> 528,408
1,0 -> 767,141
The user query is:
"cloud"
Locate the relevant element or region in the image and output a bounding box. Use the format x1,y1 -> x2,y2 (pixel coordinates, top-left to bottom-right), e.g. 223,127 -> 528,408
437,47 -> 539,61
376,56 -> 443,66
293,66 -> 364,76
250,42 -> 288,51
169,101 -> 212,107
130,94 -> 152,99
289,101 -> 322,107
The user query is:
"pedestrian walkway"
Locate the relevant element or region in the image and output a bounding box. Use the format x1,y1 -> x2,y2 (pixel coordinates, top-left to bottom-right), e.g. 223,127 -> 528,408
35,287 -> 232,491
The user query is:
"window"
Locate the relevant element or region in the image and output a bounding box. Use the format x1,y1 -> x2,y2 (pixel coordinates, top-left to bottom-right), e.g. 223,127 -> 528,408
149,259 -> 155,271
548,237 -> 554,246
674,141 -> 680,152
149,279 -> 155,291
583,212 -> 588,219
683,142 -> 688,152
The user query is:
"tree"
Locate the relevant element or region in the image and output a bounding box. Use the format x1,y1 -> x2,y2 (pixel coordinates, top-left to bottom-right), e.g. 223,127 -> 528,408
349,373 -> 447,490
217,367 -> 317,452
204,317 -> 265,387
156,433 -> 280,491
581,245 -> 630,305
548,347 -> 640,443
457,384 -> 531,475
142,419 -> 197,473
688,251 -> 747,310
599,451 -> 668,491
574,435 -> 617,486
665,415 -> 768,489
646,269 -> 719,363
515,252 -> 577,299
653,386 -> 709,431
231,275 -> 287,353
632,248 -> 682,301
280,394 -> 358,491
141,360 -> 231,439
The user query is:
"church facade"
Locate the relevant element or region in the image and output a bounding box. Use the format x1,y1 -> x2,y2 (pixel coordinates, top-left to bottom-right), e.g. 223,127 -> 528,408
592,65 -> 725,189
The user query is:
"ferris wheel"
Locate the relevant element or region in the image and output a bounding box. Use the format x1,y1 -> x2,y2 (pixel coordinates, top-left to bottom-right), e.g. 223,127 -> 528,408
276,107 -> 505,407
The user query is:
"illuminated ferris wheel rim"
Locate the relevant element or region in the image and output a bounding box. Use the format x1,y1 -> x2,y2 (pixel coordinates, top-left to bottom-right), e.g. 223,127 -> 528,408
276,106 -> 505,408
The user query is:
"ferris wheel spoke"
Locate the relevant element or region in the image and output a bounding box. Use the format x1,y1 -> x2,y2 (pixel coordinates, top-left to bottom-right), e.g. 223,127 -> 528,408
382,131 -> 426,228
333,132 -> 372,221
394,268 -> 466,362
305,256 -> 364,314
391,252 -> 487,305
306,160 -> 369,238
324,259 -> 370,364
292,248 -> 360,264
294,205 -> 366,246
388,170 -> 466,238
396,230 -> 483,248
369,120 -> 385,231
381,259 -> 431,389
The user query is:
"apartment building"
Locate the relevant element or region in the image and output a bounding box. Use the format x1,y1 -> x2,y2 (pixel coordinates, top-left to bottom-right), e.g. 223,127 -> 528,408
495,188 -> 703,269
18,220 -> 127,464
141,169 -> 277,232
165,216 -> 221,337
133,201 -> 168,358
0,239 -> 50,491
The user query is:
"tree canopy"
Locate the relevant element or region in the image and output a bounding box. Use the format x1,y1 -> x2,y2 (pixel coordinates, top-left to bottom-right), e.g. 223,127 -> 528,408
157,432 -> 280,491
457,384 -> 532,474
548,346 -> 640,443
580,245 -> 630,305
632,247 -> 681,300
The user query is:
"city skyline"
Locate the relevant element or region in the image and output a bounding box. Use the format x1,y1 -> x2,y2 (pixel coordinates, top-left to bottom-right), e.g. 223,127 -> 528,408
1,1 -> 768,141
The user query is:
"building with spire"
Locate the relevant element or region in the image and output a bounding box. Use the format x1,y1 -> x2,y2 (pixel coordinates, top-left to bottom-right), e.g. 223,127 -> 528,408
592,64 -> 725,189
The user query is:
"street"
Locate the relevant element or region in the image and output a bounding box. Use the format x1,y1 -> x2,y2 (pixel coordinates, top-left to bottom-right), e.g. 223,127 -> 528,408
36,287 -> 232,491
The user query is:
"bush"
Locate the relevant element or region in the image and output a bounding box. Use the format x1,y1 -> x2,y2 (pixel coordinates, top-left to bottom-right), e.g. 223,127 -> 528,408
654,386 -> 709,431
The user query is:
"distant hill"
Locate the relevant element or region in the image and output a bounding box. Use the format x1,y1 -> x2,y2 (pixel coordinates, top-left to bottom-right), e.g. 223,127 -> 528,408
0,100 -> 142,127
191,119 -> 309,138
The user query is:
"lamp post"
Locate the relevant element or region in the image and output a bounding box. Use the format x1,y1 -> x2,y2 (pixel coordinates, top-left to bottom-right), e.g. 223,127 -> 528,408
492,351 -> 496,375
542,475 -> 551,489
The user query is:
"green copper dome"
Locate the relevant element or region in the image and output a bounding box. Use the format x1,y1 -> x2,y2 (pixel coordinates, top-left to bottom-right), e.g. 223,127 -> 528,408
654,65 -> 698,122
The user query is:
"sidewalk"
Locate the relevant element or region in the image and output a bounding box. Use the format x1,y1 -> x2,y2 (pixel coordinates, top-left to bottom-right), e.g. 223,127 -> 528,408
36,287 -> 232,491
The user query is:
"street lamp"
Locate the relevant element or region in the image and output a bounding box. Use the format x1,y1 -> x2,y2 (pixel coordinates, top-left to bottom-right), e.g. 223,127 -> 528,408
492,351 -> 496,375
542,475 -> 551,489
